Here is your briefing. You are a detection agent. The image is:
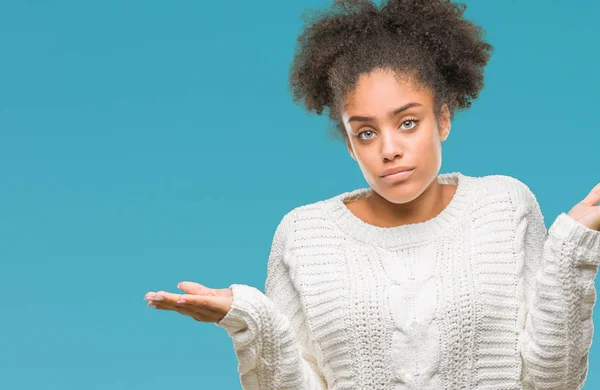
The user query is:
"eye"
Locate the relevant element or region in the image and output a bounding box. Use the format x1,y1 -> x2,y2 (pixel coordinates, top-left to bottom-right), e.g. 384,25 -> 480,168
357,130 -> 375,141
356,119 -> 419,141
400,119 -> 419,130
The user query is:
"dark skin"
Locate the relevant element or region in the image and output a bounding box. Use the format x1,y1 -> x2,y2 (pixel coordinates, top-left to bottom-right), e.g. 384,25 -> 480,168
340,68 -> 600,231
341,68 -> 456,227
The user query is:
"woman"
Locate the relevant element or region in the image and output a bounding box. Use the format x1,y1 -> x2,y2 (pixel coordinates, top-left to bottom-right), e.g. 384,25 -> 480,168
143,0 -> 600,388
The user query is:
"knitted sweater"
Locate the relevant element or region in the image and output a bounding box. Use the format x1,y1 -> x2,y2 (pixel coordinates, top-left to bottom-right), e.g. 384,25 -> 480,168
215,171 -> 600,390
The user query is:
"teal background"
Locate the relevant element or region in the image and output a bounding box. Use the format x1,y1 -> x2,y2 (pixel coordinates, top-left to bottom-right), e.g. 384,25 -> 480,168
1,0 -> 598,388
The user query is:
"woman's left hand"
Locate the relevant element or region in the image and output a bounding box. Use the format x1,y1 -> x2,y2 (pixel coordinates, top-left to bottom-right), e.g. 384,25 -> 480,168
567,182 -> 600,231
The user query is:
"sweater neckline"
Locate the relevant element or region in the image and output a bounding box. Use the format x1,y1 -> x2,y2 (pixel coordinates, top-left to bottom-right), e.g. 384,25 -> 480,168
321,171 -> 471,249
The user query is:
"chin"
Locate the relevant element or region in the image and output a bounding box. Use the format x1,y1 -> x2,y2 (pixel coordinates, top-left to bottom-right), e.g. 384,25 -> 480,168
371,182 -> 422,204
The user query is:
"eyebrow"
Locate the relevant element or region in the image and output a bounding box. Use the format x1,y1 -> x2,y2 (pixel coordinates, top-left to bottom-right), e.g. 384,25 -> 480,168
347,102 -> 423,123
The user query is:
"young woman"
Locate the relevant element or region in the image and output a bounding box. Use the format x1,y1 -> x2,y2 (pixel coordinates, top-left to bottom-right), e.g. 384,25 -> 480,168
144,0 -> 600,388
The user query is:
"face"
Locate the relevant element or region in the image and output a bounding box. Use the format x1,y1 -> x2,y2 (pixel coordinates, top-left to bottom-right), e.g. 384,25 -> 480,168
342,68 -> 451,204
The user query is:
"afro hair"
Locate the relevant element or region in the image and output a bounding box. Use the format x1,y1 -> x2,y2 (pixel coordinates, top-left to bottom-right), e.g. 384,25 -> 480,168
288,0 -> 493,141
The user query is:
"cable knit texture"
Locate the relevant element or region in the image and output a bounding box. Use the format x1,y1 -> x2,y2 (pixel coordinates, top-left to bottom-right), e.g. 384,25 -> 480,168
215,172 -> 600,390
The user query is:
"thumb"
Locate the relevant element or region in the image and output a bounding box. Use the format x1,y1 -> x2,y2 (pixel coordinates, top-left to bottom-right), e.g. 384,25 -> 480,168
177,281 -> 214,295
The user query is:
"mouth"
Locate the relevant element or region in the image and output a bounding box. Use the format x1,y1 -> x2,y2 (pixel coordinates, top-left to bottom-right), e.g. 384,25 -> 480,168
381,168 -> 415,182
380,166 -> 415,177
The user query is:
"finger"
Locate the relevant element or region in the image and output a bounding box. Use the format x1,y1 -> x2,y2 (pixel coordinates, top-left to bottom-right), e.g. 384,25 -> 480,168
179,294 -> 232,314
149,300 -> 189,312
148,301 -> 175,311
154,290 -> 225,307
582,182 -> 600,206
144,292 -> 157,301
150,300 -> 215,321
149,296 -> 202,310
177,281 -> 216,296
150,299 -> 183,310
152,290 -> 191,304
155,294 -> 229,317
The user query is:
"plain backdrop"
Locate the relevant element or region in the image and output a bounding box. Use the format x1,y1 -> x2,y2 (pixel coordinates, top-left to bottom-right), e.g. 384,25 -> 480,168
1,0 -> 599,388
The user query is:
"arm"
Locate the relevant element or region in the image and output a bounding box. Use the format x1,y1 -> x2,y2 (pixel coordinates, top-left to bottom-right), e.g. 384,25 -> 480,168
214,211 -> 328,390
515,183 -> 600,389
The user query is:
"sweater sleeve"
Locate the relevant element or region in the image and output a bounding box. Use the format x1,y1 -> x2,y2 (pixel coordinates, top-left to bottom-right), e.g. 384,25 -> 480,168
214,211 -> 328,390
515,183 -> 600,389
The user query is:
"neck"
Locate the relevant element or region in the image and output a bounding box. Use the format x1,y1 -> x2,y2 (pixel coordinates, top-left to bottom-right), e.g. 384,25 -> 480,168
366,179 -> 449,227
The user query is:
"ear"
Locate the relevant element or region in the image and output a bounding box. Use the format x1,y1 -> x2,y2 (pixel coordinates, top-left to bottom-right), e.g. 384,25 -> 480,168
345,137 -> 356,161
438,104 -> 451,142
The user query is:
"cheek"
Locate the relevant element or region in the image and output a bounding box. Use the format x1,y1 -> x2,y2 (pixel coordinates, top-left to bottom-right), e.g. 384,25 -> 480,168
415,126 -> 441,150
354,150 -> 379,174
418,137 -> 438,153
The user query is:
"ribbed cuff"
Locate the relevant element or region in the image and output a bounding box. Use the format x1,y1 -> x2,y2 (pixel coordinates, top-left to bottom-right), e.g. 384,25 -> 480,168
214,283 -> 265,334
548,212 -> 600,265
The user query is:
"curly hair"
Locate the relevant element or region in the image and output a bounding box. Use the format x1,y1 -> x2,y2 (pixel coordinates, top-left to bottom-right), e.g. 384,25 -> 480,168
288,0 -> 493,141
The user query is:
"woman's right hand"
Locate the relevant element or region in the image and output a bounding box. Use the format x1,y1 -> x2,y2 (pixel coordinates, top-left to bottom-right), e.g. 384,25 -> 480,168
144,281 -> 233,323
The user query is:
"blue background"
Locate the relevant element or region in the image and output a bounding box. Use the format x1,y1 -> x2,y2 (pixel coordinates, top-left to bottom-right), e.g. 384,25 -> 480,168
1,0 -> 598,388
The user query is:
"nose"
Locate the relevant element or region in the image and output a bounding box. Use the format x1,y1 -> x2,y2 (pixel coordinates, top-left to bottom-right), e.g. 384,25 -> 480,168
379,131 -> 404,161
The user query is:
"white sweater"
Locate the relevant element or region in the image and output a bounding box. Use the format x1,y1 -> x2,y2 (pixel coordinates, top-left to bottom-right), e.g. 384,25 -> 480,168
215,171 -> 600,390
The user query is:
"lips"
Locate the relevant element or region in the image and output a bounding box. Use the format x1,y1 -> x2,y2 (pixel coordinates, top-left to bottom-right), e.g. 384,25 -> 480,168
380,166 -> 414,177
381,167 -> 415,182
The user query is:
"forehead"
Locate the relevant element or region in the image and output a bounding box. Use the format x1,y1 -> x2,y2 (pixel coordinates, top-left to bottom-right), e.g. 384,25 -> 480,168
343,70 -> 433,114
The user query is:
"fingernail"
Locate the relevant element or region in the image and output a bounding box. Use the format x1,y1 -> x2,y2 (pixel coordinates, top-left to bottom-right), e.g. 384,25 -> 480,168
177,299 -> 187,304
147,302 -> 157,309
152,296 -> 164,301
177,282 -> 181,289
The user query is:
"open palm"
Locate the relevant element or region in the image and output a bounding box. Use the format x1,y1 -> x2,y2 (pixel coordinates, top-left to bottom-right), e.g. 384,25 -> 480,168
144,281 -> 233,323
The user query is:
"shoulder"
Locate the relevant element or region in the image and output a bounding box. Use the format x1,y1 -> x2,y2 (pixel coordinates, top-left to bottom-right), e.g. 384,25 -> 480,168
270,190 -> 347,248
270,202 -> 319,246
277,202 -> 318,229
278,192 -> 340,225
468,173 -> 540,213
